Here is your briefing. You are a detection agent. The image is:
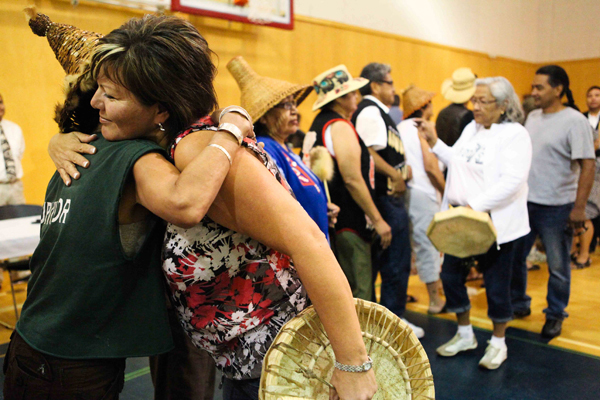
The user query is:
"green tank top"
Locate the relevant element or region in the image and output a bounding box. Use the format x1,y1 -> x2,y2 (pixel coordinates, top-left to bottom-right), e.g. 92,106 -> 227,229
17,135 -> 173,359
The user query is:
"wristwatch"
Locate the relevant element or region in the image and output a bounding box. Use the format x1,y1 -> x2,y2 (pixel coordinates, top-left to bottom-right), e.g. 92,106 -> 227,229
218,122 -> 243,145
334,356 -> 373,373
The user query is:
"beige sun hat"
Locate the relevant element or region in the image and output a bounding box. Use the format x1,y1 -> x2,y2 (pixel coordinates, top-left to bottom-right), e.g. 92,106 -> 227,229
260,298 -> 435,400
441,67 -> 477,104
227,56 -> 312,121
402,84 -> 435,119
311,65 -> 369,111
427,206 -> 497,258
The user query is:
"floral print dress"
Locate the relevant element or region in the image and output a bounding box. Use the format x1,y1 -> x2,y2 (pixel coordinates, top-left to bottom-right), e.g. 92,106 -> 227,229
162,120 -> 308,380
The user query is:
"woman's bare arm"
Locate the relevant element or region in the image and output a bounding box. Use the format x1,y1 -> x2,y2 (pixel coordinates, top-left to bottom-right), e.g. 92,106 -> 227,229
419,136 -> 445,194
173,132 -> 377,400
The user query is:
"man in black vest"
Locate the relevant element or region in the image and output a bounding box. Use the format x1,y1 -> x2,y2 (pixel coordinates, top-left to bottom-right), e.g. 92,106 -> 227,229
352,62 -> 423,338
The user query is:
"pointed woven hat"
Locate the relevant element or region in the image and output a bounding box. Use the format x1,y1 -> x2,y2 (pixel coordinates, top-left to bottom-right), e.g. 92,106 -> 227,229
227,56 -> 312,121
25,7 -> 103,75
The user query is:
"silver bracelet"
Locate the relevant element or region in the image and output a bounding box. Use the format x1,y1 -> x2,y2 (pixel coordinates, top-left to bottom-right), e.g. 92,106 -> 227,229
334,356 -> 373,373
208,144 -> 232,166
218,122 -> 244,146
219,106 -> 252,124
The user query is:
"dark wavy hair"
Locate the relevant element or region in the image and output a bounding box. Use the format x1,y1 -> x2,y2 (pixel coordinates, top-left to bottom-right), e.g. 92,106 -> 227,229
536,65 -> 576,109
90,15 -> 218,140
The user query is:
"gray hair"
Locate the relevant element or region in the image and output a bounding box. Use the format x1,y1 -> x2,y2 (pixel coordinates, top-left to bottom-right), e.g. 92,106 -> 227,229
475,77 -> 524,124
359,63 -> 391,96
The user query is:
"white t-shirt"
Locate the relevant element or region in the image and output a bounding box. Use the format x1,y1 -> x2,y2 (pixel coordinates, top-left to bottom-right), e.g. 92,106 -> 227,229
354,95 -> 389,151
0,119 -> 25,182
397,118 -> 441,202
445,125 -> 492,206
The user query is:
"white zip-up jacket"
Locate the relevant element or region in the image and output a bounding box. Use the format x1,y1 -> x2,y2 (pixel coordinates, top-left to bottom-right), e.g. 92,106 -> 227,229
432,120 -> 532,245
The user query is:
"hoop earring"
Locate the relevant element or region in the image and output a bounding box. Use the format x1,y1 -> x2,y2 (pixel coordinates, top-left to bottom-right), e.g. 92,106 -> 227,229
158,122 -> 166,132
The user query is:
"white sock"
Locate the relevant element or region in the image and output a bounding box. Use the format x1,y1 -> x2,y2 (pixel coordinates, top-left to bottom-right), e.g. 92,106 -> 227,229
457,324 -> 474,339
490,335 -> 507,349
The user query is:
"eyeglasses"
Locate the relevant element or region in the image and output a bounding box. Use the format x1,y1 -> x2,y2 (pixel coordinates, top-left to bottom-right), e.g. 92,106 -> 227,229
470,97 -> 497,106
377,80 -> 394,86
274,101 -> 297,111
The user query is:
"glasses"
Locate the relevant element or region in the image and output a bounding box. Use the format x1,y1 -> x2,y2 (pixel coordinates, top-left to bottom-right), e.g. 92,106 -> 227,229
470,97 -> 497,106
377,80 -> 394,86
274,101 -> 297,111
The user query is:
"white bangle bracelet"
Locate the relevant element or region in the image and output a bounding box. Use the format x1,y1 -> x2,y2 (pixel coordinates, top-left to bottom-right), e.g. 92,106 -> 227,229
219,106 -> 252,124
208,143 -> 232,166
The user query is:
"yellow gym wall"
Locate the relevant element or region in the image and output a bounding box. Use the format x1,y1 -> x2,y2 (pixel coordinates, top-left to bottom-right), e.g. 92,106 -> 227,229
1,0 -> 597,204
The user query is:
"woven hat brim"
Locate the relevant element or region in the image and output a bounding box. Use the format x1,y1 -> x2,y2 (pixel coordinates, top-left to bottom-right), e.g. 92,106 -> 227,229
312,78 -> 369,111
441,78 -> 476,104
251,84 -> 313,122
404,91 -> 436,119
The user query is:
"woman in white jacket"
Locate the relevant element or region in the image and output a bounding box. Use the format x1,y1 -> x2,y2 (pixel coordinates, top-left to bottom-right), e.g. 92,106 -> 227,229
418,77 -> 532,370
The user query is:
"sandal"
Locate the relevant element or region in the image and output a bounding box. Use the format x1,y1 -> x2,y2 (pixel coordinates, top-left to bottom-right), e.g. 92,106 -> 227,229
571,258 -> 591,270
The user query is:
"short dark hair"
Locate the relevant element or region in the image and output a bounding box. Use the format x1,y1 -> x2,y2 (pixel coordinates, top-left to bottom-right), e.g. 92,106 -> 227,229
359,63 -> 391,96
392,94 -> 400,107
91,15 -> 218,140
536,65 -> 576,109
587,86 -> 600,95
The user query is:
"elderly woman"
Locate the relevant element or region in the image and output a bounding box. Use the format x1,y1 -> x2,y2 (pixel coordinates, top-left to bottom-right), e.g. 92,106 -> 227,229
38,15 -> 377,400
418,77 -> 532,370
226,56 -> 337,239
308,65 -> 392,305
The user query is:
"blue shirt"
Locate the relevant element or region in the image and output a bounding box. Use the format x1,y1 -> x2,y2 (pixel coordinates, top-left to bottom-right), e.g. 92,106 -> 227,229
258,135 -> 329,239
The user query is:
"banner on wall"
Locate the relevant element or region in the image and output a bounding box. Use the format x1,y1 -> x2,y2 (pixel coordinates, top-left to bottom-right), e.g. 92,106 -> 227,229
171,0 -> 294,30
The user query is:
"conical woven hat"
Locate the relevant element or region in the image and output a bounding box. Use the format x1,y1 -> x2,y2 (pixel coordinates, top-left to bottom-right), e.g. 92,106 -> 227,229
402,84 -> 435,119
227,56 -> 312,121
260,298 -> 435,399
25,7 -> 103,75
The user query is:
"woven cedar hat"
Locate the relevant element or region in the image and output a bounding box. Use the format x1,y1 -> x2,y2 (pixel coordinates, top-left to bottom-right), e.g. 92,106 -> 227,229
25,8 -> 103,133
427,206 -> 497,258
441,67 -> 477,104
311,65 -> 369,111
227,56 -> 312,121
260,298 -> 435,399
25,7 -> 103,75
402,84 -> 435,119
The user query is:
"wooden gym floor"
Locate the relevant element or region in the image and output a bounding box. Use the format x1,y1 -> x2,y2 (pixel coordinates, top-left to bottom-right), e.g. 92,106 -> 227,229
0,253 -> 598,399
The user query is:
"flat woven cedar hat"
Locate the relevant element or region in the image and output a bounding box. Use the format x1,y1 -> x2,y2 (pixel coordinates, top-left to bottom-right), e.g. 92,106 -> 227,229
312,65 -> 369,111
260,298 -> 435,400
402,85 -> 435,119
227,56 -> 312,121
441,67 -> 477,104
427,206 -> 497,258
25,8 -> 103,134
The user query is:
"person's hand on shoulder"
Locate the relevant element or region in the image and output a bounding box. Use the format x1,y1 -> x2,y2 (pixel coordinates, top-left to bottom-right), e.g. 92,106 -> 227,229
48,132 -> 98,186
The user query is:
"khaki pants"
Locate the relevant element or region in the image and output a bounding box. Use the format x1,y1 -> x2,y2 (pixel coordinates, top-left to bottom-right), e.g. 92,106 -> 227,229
334,230 -> 373,300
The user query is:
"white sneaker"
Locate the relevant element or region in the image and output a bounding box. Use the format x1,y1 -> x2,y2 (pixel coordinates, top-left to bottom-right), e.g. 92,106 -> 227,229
436,333 -> 478,356
402,318 -> 425,338
478,342 -> 507,370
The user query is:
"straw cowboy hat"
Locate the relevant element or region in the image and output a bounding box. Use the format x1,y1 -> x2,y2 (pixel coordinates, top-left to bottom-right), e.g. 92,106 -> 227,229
227,56 -> 312,121
441,67 -> 477,104
311,65 -> 369,111
427,206 -> 497,258
260,298 -> 435,399
401,84 -> 435,119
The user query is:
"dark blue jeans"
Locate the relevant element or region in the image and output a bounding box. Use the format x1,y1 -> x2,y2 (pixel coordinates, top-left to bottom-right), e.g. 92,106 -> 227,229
512,202 -> 573,320
371,195 -> 412,317
441,237 -> 524,323
222,377 -> 260,400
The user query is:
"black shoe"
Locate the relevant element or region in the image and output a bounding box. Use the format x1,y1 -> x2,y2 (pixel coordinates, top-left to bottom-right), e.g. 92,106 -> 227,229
513,308 -> 531,319
541,319 -> 562,338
